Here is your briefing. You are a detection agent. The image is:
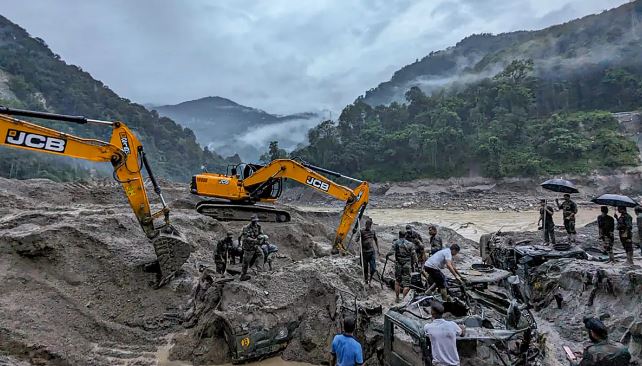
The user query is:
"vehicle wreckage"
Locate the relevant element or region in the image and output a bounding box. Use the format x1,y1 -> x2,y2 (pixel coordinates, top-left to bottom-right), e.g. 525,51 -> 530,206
383,273 -> 541,366
479,231 -> 589,304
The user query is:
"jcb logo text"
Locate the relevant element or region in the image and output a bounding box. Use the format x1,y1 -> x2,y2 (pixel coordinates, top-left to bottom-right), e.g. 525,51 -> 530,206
306,176 -> 329,192
5,129 -> 66,152
119,133 -> 131,155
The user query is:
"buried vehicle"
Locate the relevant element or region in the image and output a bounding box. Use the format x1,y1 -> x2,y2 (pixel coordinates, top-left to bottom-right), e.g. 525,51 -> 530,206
223,319 -> 298,363
480,231 -> 588,303
384,290 -> 540,366
381,257 -> 541,366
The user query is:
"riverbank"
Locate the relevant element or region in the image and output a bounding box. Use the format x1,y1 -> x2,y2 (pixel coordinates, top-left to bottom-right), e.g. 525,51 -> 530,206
296,206 -> 603,241
282,169 -> 642,212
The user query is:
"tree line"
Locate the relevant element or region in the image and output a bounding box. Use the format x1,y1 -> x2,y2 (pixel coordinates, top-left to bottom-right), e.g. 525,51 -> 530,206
278,60 -> 640,181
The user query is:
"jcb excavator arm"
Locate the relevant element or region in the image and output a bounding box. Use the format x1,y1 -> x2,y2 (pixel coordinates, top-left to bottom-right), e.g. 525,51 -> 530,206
192,159 -> 369,253
243,159 -> 369,252
0,107 -> 190,284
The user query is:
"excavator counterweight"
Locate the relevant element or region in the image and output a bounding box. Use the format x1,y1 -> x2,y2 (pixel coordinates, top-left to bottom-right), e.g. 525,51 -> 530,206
0,106 -> 190,286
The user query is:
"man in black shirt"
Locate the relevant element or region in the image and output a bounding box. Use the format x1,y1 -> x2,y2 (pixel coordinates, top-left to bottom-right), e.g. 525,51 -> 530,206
358,218 -> 379,286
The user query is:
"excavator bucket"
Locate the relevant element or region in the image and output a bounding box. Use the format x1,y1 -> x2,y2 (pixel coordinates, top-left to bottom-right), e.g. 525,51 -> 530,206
151,229 -> 191,286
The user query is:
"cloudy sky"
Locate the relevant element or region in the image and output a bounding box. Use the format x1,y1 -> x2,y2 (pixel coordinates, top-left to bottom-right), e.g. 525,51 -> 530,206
2,0 -> 628,114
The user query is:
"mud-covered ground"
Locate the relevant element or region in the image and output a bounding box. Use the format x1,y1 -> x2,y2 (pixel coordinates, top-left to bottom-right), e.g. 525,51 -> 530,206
0,177 -> 483,366
2,176 -> 642,366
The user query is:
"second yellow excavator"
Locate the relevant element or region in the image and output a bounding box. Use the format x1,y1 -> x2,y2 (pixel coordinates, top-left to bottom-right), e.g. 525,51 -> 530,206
190,159 -> 369,252
0,106 -> 190,286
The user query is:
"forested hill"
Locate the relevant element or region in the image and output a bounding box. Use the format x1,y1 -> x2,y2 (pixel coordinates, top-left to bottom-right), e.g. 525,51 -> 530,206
0,15 -> 228,182
155,97 -> 320,162
294,2 -> 642,181
364,1 -> 642,107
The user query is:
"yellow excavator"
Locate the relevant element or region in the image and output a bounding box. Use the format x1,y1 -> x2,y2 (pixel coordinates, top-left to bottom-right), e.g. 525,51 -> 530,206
190,159 -> 369,252
0,106 -> 190,286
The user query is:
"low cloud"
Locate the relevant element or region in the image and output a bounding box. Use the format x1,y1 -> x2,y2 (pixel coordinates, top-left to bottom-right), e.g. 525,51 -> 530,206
2,0 -> 627,116
209,115 -> 326,162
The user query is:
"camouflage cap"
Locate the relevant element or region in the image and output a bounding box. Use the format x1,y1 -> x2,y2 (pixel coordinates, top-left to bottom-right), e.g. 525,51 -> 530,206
251,214 -> 259,222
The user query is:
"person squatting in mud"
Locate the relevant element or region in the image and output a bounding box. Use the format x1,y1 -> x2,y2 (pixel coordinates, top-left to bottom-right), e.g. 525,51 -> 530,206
386,231 -> 417,303
615,206 -> 634,265
538,199 -> 556,245
214,232 -> 235,274
258,234 -> 279,271
405,224 -> 426,263
557,193 -> 578,244
358,218 -> 379,287
597,206 -> 616,263
422,244 -> 465,302
568,317 -> 631,366
240,214 -> 264,281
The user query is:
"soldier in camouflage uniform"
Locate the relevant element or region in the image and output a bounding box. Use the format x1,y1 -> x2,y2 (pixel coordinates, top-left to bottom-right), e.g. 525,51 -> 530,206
556,194 -> 578,244
240,214 -> 263,281
635,206 -> 642,255
569,317 -> 630,366
214,232 -> 234,274
597,206 -> 616,263
615,206 -> 634,265
539,199 -> 556,245
428,225 -> 443,255
405,225 -> 425,263
386,231 -> 417,303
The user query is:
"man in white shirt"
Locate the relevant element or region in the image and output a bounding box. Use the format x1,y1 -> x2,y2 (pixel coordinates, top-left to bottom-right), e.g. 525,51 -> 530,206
424,301 -> 465,366
423,244 -> 465,301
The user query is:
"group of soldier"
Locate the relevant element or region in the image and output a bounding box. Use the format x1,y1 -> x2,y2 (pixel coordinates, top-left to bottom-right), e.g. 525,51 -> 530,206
213,214 -> 278,281
539,193 -> 641,265
538,193 -> 579,247
358,219 -> 465,303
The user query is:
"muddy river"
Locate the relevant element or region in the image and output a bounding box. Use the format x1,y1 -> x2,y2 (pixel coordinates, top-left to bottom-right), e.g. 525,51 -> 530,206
298,206 -> 603,241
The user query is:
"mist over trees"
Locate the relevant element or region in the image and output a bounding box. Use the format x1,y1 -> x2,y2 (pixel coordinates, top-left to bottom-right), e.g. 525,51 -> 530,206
293,60 -> 640,181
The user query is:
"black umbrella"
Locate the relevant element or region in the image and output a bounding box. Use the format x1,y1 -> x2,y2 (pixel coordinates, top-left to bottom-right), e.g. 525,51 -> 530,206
591,194 -> 639,208
540,178 -> 579,194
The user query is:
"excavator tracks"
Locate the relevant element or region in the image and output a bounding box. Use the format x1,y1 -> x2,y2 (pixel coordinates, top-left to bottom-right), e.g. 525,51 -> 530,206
196,201 -> 291,223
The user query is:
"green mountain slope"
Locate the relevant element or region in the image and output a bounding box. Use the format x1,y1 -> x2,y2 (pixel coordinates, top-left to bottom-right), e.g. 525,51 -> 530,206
0,15 -> 227,181
364,1 -> 642,107
295,2 -> 642,181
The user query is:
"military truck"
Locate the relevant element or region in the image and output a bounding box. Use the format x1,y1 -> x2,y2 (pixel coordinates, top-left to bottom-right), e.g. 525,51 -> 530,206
223,319 -> 297,363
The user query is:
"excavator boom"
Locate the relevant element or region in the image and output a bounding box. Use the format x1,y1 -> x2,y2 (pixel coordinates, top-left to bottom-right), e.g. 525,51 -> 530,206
0,107 -> 190,285
191,159 -> 369,252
